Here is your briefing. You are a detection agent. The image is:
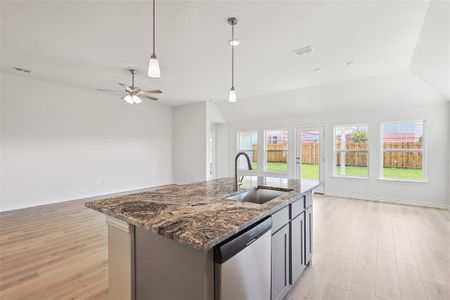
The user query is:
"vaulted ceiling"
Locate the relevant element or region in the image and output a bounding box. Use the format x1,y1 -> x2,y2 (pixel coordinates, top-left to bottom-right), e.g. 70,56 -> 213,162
2,0 -> 443,107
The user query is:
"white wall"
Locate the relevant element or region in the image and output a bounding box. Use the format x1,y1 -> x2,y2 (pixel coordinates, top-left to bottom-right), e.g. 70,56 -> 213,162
172,101 -> 230,183
206,102 -> 228,179
1,73 -> 173,211
225,102 -> 449,208
217,71 -> 449,209
172,102 -> 207,184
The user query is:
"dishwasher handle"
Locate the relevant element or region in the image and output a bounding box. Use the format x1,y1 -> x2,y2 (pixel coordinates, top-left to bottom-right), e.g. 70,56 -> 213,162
214,217 -> 272,264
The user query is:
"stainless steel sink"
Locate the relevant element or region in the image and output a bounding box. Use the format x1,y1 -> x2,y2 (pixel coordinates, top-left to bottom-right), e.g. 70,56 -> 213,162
226,187 -> 289,204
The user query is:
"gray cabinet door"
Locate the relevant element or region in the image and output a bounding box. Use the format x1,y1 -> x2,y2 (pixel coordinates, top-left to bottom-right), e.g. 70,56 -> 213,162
290,212 -> 305,283
305,206 -> 313,264
271,224 -> 290,300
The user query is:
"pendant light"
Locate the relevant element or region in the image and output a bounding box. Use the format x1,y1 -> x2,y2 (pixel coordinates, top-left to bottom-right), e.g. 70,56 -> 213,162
228,17 -> 238,102
147,0 -> 161,78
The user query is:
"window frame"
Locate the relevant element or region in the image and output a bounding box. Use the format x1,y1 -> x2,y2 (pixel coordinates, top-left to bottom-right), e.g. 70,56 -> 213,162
236,130 -> 258,173
332,123 -> 370,179
379,120 -> 427,183
263,128 -> 289,174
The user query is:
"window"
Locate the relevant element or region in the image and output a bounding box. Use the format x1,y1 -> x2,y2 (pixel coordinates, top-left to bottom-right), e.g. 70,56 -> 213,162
381,121 -> 425,181
265,129 -> 288,172
237,131 -> 258,170
334,124 -> 369,178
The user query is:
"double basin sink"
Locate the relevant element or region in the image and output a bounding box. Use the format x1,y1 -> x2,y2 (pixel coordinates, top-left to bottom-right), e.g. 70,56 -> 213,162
226,186 -> 292,205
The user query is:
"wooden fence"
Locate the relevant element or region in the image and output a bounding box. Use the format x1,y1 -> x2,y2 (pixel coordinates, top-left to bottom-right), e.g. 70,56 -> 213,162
251,142 -> 422,169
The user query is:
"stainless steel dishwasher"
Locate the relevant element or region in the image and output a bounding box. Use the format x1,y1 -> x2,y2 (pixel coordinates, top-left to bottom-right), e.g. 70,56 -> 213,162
214,217 -> 272,300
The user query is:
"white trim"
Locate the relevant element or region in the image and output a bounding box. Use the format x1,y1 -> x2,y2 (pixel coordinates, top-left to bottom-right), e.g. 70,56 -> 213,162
324,192 -> 447,209
379,120 -> 427,182
377,177 -> 428,183
332,123 -> 369,178
331,175 -> 369,181
106,215 -> 131,232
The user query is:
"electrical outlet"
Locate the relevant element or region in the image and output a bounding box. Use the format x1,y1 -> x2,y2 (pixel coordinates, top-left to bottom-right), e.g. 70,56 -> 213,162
105,136 -> 111,141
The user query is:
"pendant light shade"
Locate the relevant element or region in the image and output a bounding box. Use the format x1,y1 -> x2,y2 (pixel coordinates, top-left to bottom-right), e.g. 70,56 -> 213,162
227,17 -> 238,103
148,0 -> 161,78
228,87 -> 237,102
148,54 -> 161,78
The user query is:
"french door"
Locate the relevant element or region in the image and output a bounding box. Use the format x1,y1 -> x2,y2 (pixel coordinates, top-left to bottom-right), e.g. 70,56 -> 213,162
295,127 -> 324,193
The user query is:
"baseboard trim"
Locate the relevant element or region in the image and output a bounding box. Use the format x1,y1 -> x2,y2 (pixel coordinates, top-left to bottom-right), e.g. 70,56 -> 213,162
323,192 -> 448,209
0,184 -> 176,213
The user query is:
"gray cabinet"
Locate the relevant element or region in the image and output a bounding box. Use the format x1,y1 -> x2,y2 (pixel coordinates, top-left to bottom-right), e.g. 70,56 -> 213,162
270,190 -> 314,300
290,212 -> 305,283
305,206 -> 313,264
271,224 -> 290,300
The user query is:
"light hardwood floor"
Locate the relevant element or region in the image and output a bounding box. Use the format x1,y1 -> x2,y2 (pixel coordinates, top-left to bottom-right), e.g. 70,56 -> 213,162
1,195 -> 449,300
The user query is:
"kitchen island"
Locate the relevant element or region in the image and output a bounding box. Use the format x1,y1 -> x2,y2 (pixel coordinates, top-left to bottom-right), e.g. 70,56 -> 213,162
86,176 -> 318,300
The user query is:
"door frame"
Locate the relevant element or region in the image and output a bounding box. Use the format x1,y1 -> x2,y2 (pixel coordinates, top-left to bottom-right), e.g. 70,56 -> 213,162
295,126 -> 325,193
208,125 -> 217,180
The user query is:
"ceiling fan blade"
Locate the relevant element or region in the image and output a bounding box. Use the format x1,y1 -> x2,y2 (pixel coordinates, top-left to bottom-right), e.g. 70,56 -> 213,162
118,82 -> 133,93
97,89 -> 124,95
139,94 -> 159,101
139,89 -> 163,94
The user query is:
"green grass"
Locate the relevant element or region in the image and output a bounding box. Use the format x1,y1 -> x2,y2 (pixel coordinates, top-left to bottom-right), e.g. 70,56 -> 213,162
335,165 -> 422,179
252,162 -> 422,180
382,167 -> 423,180
335,166 -> 368,177
301,164 -> 320,180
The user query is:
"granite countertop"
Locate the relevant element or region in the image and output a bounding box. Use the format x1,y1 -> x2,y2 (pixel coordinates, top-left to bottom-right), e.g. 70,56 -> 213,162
85,176 -> 318,250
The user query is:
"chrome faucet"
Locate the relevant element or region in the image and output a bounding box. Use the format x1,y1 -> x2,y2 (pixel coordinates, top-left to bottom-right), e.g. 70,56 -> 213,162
234,152 -> 253,191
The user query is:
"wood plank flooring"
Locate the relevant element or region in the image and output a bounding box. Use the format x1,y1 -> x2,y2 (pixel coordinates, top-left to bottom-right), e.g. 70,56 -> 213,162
288,196 -> 450,300
1,195 -> 449,300
0,199 -> 108,299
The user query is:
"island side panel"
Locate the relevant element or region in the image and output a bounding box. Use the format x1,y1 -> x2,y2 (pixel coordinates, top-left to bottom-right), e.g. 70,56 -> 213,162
106,217 -> 134,300
134,226 -> 214,300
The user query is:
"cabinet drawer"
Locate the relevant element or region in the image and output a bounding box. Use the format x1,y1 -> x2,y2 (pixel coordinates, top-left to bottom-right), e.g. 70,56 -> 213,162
290,198 -> 303,219
272,206 -> 290,233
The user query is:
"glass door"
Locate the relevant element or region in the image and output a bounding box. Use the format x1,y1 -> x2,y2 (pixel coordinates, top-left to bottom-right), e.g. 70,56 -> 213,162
295,127 -> 324,193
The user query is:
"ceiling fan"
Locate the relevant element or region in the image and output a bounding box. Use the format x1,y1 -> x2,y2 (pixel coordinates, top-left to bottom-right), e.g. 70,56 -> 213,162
99,69 -> 162,104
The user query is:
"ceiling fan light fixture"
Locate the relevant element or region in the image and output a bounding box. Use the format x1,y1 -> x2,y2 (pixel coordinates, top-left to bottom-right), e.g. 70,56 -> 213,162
228,87 -> 237,103
132,95 -> 142,104
123,94 -> 134,104
148,54 -> 161,78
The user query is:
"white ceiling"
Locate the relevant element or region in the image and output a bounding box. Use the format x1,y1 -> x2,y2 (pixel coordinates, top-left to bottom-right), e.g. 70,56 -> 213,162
410,0 -> 450,100
1,1 -> 431,106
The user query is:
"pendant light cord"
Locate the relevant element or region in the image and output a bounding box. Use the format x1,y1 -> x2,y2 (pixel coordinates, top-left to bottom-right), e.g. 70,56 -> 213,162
231,24 -> 234,88
152,0 -> 156,55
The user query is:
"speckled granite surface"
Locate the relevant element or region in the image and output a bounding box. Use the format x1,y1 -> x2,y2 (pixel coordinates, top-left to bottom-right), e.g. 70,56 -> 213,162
85,176 -> 318,250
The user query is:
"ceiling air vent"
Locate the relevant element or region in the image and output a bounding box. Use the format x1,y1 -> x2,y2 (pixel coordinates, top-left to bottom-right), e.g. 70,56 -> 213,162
13,67 -> 32,73
293,46 -> 313,55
